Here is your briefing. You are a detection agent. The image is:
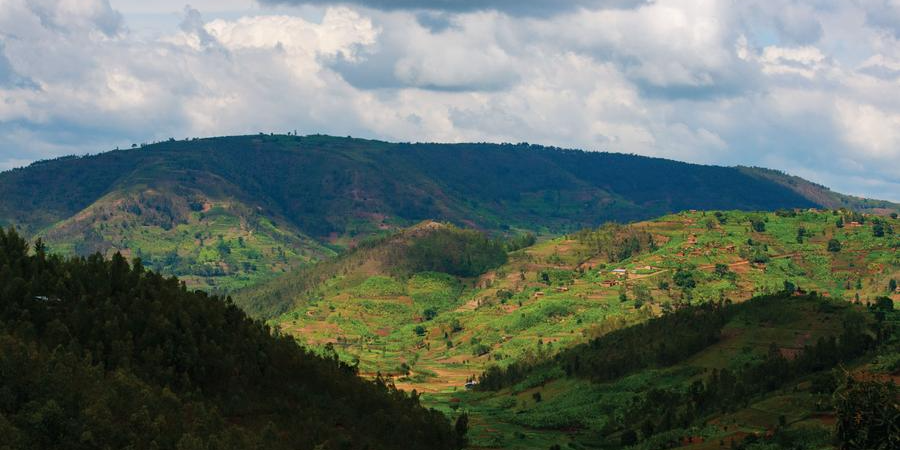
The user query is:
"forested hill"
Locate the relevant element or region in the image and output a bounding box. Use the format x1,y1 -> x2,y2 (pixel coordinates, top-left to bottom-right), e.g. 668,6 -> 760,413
0,134 -> 896,291
8,134 -> 897,237
0,229 -> 463,450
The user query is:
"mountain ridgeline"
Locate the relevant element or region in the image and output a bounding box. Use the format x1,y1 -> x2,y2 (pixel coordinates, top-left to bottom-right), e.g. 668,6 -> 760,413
1,134 -> 896,291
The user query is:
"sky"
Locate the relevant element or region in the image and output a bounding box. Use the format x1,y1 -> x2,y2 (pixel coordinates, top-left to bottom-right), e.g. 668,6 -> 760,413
0,1 -> 899,201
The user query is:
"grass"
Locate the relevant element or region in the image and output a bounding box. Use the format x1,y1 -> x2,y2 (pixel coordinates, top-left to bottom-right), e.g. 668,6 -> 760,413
255,209 -> 900,448
436,295 -> 880,449
42,191 -> 334,292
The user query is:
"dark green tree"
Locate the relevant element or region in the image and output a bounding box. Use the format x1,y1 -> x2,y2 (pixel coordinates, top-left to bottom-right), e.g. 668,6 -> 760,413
828,239 -> 842,252
835,377 -> 899,450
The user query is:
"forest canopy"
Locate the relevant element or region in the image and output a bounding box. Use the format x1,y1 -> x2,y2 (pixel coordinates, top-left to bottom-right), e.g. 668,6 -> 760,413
0,228 -> 462,450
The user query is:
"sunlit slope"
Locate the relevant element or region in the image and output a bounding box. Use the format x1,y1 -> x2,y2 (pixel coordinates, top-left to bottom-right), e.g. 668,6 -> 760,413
449,293 -> 897,449
251,209 -> 898,388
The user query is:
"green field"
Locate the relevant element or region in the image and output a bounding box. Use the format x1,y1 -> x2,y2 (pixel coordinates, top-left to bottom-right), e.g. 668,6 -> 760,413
232,209 -> 900,448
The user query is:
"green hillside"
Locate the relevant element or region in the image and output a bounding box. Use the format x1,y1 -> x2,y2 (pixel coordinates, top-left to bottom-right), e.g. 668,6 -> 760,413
243,209 -> 899,375
3,134 -> 896,293
234,209 -> 899,448
0,228 -> 463,450
456,293 -> 898,449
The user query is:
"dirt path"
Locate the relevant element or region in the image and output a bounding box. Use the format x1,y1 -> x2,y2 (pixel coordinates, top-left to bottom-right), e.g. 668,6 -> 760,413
697,252 -> 800,271
627,269 -> 668,280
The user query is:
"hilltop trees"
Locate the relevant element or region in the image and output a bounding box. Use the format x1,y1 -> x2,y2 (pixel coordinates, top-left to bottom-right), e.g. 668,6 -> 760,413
405,227 -> 507,277
503,233 -> 537,252
572,223 -> 656,262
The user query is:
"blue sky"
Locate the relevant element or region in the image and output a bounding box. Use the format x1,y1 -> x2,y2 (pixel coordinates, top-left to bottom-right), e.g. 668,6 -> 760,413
1,0 -> 899,201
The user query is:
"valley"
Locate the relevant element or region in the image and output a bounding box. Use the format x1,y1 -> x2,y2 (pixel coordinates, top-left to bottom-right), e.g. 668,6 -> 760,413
1,137 -> 897,450
5,1 -> 900,448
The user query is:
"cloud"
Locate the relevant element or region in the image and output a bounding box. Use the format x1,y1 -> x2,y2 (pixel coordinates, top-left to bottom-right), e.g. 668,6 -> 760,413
328,11 -> 518,91
1,0 -> 900,202
24,0 -> 123,36
256,0 -> 651,15
757,45 -> 829,79
179,6 -> 217,48
0,41 -> 35,88
863,0 -> 900,38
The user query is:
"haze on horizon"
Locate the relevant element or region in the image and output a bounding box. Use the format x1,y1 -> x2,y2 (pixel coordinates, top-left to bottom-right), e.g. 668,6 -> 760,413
1,0 -> 899,201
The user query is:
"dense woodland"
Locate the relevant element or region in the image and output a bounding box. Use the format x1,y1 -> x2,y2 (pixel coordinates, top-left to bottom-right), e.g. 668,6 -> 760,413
0,228 -> 464,450
4,134 -> 881,241
404,227 -> 508,277
235,223 -> 508,318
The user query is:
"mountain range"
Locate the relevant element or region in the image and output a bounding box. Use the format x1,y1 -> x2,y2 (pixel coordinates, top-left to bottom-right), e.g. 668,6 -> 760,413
1,134 -> 896,292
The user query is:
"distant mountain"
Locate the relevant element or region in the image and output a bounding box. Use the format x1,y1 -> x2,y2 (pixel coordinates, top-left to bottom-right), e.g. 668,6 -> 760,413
738,166 -> 899,213
1,134 -> 896,291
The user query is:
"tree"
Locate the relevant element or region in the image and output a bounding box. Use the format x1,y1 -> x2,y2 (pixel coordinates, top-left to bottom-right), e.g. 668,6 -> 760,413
796,226 -> 807,243
714,263 -> 731,278
873,220 -> 885,237
874,297 -> 894,312
673,268 -> 697,289
783,280 -> 796,294
633,284 -> 652,307
454,413 -> 469,446
836,217 -> 844,228
414,325 -> 427,336
890,279 -> 897,293
751,218 -> 766,232
828,239 -> 842,252
835,377 -> 899,450
640,420 -> 654,440
621,430 -> 638,447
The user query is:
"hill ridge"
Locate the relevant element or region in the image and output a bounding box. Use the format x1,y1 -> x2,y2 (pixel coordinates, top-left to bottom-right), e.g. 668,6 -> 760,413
1,134 -> 896,291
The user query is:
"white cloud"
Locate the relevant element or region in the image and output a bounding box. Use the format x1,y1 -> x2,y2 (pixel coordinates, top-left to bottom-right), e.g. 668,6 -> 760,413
0,0 -> 899,201
758,45 -> 829,78
836,100 -> 900,159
